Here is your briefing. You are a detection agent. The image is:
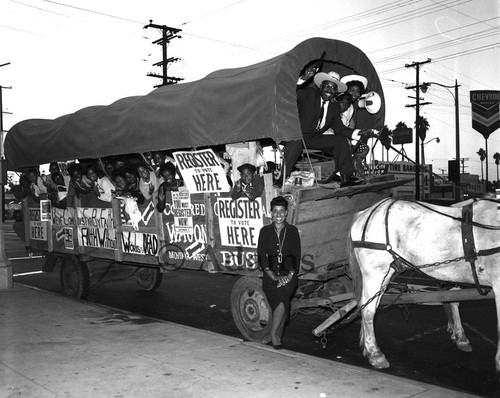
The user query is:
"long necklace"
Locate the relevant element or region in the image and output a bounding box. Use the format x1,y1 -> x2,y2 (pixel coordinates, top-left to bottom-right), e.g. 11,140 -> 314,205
274,225 -> 286,264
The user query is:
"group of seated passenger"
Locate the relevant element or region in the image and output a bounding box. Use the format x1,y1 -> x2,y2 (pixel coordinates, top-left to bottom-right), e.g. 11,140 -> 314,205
12,150 -> 185,209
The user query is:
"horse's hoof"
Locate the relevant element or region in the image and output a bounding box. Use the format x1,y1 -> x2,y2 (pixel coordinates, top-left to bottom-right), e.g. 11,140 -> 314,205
457,341 -> 472,352
369,354 -> 390,369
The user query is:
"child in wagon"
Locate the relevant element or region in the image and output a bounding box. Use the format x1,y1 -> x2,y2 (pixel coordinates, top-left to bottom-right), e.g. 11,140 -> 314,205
156,162 -> 184,213
230,163 -> 264,201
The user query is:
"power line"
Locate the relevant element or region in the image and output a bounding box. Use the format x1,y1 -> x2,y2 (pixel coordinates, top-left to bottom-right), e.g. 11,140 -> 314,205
42,0 -> 144,24
179,0 -> 246,26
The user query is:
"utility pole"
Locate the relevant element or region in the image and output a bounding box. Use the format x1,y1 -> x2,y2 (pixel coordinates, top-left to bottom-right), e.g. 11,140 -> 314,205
144,20 -> 182,88
405,59 -> 432,201
0,84 -> 13,290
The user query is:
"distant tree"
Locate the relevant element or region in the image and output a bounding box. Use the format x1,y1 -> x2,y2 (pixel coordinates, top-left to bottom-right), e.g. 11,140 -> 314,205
494,152 -> 500,183
415,115 -> 430,142
395,121 -> 408,130
477,148 -> 486,181
378,125 -> 392,161
379,125 -> 392,149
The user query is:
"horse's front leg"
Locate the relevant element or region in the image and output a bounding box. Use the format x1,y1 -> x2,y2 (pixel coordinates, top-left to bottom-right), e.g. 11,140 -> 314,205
491,278 -> 500,379
359,266 -> 395,369
443,301 -> 472,352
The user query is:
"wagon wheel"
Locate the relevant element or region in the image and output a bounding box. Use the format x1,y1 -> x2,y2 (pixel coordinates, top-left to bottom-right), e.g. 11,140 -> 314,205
136,268 -> 163,291
59,256 -> 91,300
231,276 -> 272,343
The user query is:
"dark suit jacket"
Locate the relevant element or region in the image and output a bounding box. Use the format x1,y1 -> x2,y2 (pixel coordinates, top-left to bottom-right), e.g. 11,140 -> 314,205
297,86 -> 354,139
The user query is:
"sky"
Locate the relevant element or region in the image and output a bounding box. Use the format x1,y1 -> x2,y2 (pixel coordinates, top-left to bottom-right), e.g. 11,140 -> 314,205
1,0 -> 499,179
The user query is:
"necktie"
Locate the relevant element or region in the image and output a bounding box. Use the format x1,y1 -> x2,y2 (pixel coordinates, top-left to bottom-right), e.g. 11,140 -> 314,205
316,100 -> 327,130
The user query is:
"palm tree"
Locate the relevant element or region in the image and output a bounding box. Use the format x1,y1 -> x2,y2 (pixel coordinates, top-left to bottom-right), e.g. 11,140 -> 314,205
494,152 -> 500,184
477,148 -> 486,181
395,121 -> 408,130
415,116 -> 430,142
379,125 -> 392,160
416,116 -> 430,165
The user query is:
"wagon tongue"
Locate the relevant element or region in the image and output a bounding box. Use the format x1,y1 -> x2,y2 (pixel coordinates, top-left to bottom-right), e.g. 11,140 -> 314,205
315,177 -> 414,201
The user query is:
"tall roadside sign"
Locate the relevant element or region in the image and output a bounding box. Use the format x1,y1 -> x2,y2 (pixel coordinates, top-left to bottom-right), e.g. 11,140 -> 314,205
470,90 -> 500,184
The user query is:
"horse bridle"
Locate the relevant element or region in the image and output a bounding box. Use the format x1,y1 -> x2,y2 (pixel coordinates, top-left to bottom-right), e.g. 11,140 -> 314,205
351,198 -> 499,295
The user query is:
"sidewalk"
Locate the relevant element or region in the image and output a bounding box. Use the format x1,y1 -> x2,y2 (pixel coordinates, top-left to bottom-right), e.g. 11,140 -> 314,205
0,285 -> 478,398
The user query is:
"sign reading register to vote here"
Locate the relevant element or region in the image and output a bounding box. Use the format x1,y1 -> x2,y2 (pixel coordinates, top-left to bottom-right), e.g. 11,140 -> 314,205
174,149 -> 231,194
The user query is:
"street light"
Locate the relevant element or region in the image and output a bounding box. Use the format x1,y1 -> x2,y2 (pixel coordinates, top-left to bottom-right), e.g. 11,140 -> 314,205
419,137 -> 440,199
424,136 -> 440,147
421,80 -> 461,201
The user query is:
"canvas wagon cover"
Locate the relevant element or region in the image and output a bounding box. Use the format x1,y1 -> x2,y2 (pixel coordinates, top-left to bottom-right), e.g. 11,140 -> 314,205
5,37 -> 385,170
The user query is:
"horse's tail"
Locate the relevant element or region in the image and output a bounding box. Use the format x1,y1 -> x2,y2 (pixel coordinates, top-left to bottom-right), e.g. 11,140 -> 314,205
347,233 -> 362,305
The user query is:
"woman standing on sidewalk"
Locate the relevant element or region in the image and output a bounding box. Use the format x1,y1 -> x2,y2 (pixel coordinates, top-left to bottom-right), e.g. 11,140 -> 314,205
257,196 -> 301,349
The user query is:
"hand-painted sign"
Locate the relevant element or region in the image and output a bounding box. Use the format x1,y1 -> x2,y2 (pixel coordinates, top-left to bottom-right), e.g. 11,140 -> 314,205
55,227 -> 74,250
470,90 -> 500,139
52,208 -> 76,226
173,149 -> 231,193
29,207 -> 47,241
121,231 -> 159,256
76,208 -> 116,250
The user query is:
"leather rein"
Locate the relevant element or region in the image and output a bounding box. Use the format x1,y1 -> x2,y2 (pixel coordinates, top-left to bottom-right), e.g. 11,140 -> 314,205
351,198 -> 500,295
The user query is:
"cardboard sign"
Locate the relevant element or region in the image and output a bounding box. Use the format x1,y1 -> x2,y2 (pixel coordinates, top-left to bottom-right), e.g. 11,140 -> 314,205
121,231 -> 159,256
76,207 -> 116,250
171,191 -> 194,235
173,149 -> 231,193
214,197 -> 264,248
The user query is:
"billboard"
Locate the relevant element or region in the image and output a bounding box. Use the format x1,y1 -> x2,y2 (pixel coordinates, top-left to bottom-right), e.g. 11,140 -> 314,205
392,127 -> 413,145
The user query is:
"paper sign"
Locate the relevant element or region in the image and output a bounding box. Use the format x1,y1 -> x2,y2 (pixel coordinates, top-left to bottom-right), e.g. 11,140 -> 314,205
173,149 -> 230,193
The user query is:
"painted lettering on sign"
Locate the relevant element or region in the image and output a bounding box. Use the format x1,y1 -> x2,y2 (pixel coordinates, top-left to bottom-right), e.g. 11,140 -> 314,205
30,221 -> 47,240
166,249 -> 207,262
29,208 -> 41,221
173,149 -> 231,193
215,198 -> 263,248
163,202 -> 205,217
121,232 -> 159,256
78,227 -> 117,250
77,207 -> 115,229
220,250 -> 258,270
164,222 -> 207,244
52,208 -> 76,226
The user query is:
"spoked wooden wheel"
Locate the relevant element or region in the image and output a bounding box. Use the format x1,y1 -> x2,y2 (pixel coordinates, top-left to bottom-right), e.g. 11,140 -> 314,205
136,268 -> 163,291
59,256 -> 91,299
230,276 -> 272,343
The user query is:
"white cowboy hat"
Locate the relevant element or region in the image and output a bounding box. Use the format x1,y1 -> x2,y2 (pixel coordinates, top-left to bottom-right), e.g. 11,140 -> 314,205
340,74 -> 368,91
314,71 -> 347,93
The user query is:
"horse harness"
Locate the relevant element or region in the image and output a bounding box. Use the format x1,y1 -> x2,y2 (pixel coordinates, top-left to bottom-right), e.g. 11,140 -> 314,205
351,198 -> 500,295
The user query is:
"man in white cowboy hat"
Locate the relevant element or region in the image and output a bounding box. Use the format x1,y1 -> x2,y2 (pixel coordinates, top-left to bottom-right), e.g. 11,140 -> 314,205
282,70 -> 366,187
340,74 -> 368,128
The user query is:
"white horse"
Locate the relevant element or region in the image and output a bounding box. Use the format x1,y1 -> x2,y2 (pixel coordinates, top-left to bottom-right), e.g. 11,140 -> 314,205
347,196 -> 500,374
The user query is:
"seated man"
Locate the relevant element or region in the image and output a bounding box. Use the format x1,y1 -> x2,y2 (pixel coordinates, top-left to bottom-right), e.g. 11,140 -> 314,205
284,71 -> 368,187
